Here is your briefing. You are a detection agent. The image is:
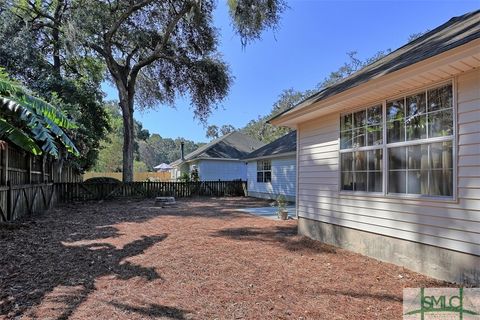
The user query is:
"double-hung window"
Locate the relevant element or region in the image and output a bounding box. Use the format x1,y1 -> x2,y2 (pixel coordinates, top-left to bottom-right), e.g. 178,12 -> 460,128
340,105 -> 383,192
340,83 -> 454,198
257,160 -> 271,183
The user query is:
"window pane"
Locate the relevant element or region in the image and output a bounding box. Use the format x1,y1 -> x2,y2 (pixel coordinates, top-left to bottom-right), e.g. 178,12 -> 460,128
355,172 -> 367,191
354,151 -> 367,171
389,147 -> 407,170
429,169 -> 452,196
368,172 -> 383,192
429,141 -> 452,170
389,170 -> 406,193
387,120 -> 405,143
407,144 -> 428,170
428,84 -> 452,112
257,161 -> 262,170
407,170 -> 428,194
341,153 -> 353,171
353,128 -> 365,147
367,125 -> 383,146
340,130 -> 352,149
406,92 -> 426,118
257,172 -> 263,183
406,114 -> 427,141
341,113 -> 353,131
428,109 -> 453,138
387,99 -> 404,122
264,171 -> 272,183
367,105 -> 382,125
264,161 -> 271,170
341,172 -> 354,190
354,110 -> 366,128
367,149 -> 382,171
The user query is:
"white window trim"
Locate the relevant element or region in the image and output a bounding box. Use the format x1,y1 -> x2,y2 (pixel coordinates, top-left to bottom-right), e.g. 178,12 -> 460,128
256,160 -> 272,183
338,79 -> 457,202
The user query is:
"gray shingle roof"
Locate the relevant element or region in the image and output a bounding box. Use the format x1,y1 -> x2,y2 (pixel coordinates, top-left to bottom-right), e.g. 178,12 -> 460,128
270,9 -> 480,122
170,132 -> 264,166
243,131 -> 296,160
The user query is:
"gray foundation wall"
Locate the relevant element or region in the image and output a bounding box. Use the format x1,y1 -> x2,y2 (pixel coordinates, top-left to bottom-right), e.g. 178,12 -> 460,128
247,191 -> 296,202
298,217 -> 480,285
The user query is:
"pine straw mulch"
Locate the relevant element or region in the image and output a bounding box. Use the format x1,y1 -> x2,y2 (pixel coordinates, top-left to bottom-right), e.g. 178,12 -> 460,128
0,197 -> 451,320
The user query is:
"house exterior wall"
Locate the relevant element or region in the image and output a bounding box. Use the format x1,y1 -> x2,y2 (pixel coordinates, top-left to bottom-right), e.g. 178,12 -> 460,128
246,156 -> 296,201
170,163 -> 189,180
296,69 -> 480,284
197,160 -> 247,181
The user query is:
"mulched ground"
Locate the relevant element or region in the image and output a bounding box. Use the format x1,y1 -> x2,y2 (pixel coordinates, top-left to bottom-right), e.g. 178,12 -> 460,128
0,197 -> 451,319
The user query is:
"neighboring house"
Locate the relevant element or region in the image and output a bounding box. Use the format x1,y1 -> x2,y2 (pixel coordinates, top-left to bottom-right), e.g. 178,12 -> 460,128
170,132 -> 264,181
243,131 -> 297,202
270,10 -> 480,284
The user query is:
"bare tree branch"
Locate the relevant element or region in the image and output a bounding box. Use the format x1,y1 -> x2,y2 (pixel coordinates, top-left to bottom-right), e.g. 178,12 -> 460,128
128,2 -> 194,91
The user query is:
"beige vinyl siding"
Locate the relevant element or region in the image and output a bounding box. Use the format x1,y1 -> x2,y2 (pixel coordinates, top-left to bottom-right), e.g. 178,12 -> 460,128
297,69 -> 480,256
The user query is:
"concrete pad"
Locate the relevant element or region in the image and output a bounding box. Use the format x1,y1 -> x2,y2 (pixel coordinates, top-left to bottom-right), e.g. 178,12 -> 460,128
237,206 -> 296,220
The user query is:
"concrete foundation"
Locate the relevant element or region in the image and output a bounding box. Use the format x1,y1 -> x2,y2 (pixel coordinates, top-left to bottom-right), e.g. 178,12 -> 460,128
298,217 -> 480,285
247,191 -> 296,203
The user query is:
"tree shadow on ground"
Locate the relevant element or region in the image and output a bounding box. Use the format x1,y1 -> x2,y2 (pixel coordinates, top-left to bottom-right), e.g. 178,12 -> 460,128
211,225 -> 338,254
0,197 -> 278,318
0,199 -> 169,319
108,301 -> 189,320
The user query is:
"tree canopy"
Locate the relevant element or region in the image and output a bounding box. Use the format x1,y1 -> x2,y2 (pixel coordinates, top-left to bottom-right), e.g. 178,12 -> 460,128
62,0 -> 286,181
0,1 -> 110,170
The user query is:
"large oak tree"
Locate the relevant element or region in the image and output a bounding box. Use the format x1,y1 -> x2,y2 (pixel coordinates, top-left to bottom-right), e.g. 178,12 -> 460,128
66,0 -> 286,181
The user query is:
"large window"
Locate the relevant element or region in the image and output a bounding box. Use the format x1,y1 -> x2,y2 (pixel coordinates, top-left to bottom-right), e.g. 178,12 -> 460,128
340,105 -> 383,192
339,83 -> 454,197
257,160 -> 271,183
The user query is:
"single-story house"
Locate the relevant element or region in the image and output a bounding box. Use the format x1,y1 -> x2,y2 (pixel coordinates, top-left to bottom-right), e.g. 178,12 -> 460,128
170,132 -> 264,181
270,10 -> 480,284
243,131 -> 297,202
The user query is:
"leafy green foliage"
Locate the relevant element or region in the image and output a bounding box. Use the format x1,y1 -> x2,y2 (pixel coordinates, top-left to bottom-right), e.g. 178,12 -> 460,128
0,72 -> 79,157
0,2 -> 110,169
91,103 -> 203,172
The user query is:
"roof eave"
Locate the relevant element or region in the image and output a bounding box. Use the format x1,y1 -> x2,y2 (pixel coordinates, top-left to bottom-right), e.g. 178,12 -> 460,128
243,151 -> 297,161
270,38 -> 480,127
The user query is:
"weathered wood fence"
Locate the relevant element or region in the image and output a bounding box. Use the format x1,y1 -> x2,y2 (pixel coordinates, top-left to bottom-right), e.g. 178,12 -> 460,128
56,181 -> 247,202
0,180 -> 247,222
0,182 -> 57,222
1,145 -> 81,185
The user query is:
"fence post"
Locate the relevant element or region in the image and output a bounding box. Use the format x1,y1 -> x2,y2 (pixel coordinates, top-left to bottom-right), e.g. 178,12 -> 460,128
1,146 -> 8,185
6,180 -> 12,221
27,154 -> 32,184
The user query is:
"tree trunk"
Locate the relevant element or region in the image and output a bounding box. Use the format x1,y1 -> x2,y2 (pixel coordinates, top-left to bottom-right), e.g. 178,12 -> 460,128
119,89 -> 135,182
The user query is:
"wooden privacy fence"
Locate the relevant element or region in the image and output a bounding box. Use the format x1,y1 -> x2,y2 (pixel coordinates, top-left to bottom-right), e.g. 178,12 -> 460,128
0,180 -> 247,222
0,182 -> 57,222
1,144 -> 81,185
83,171 -> 171,182
56,180 -> 247,202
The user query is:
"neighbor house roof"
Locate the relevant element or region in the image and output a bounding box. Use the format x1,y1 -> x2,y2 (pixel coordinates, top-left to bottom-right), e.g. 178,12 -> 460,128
243,131 -> 296,160
270,9 -> 480,125
170,132 -> 264,167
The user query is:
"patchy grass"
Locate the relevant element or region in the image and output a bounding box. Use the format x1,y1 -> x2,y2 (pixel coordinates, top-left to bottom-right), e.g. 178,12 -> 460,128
0,197 -> 448,319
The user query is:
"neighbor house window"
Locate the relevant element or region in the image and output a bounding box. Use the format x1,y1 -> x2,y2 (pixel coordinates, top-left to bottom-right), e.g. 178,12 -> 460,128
257,160 -> 271,183
339,83 -> 454,197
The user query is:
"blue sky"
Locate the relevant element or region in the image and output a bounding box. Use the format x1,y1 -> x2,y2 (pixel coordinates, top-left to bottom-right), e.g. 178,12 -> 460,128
102,0 -> 479,143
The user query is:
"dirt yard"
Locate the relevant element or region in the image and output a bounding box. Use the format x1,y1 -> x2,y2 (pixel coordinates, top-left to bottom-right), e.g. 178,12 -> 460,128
0,197 -> 449,319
